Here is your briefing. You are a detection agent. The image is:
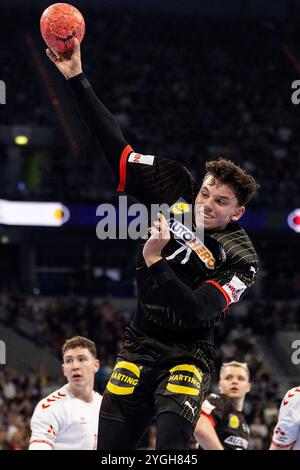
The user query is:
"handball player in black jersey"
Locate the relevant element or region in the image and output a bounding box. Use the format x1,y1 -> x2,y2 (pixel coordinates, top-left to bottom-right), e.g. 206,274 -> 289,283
46,39 -> 259,450
194,361 -> 251,450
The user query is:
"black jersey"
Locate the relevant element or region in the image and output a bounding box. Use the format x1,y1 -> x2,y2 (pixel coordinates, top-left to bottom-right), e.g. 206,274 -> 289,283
200,393 -> 250,450
69,74 -> 259,343
118,149 -> 258,340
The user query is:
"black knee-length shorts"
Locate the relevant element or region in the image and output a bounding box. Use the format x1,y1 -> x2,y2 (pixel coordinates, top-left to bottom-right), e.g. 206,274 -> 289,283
99,325 -> 215,428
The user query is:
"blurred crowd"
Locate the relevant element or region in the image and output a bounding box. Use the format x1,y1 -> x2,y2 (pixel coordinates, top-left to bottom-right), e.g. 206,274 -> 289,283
0,366 -> 63,450
0,7 -> 299,208
1,290 -> 297,450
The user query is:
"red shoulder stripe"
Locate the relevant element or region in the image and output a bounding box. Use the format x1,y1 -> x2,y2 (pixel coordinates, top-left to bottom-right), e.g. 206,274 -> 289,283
117,144 -> 133,192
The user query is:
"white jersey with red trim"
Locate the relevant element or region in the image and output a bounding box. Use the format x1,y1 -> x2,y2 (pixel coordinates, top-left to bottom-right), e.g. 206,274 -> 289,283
272,385 -> 300,450
29,384 -> 102,450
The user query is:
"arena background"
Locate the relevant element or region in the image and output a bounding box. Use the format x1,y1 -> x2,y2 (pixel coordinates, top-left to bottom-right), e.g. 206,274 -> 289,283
0,0 -> 300,450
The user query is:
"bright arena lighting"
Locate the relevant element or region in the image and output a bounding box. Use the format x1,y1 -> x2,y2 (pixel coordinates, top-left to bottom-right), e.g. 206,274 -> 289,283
15,135 -> 29,145
287,208 -> 300,233
0,200 -> 70,226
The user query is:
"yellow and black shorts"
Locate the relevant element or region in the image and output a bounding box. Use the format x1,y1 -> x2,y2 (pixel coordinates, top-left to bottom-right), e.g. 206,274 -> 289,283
99,325 -> 215,428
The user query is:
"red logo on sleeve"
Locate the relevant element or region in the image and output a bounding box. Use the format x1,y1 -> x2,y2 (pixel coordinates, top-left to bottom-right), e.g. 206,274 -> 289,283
42,403 -> 50,409
283,387 -> 300,405
275,427 -> 286,436
41,391 -> 67,409
47,425 -> 56,437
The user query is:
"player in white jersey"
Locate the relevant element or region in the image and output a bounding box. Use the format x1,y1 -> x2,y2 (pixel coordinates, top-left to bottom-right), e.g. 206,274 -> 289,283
270,385 -> 300,450
29,336 -> 102,450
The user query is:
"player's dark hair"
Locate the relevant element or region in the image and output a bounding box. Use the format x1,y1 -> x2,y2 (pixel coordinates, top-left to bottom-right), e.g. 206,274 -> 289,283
204,158 -> 259,206
62,336 -> 97,358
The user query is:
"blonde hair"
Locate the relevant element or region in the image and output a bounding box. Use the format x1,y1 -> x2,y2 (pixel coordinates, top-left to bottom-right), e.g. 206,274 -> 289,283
220,361 -> 250,379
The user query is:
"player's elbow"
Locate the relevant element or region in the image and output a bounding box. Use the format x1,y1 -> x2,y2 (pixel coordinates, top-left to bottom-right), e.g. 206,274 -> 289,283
186,288 -> 227,327
194,415 -> 211,439
182,298 -> 223,328
194,424 -> 206,441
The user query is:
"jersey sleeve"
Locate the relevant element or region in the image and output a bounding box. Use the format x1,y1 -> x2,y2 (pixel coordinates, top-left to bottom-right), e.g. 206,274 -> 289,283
68,74 -> 195,207
148,256 -> 255,329
201,394 -> 231,427
148,258 -> 228,328
117,150 -> 196,206
204,225 -> 259,308
272,387 -> 300,449
28,400 -> 63,450
204,261 -> 258,308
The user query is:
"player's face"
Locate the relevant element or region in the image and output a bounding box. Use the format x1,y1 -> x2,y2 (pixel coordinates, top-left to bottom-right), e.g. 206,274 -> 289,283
194,176 -> 245,231
62,347 -> 99,390
219,366 -> 251,399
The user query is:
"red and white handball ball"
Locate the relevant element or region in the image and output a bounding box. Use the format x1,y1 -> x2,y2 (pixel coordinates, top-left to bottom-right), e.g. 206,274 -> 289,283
40,3 -> 85,58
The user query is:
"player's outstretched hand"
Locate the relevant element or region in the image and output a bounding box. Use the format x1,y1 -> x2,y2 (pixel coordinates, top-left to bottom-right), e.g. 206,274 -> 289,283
143,213 -> 171,267
46,38 -> 82,80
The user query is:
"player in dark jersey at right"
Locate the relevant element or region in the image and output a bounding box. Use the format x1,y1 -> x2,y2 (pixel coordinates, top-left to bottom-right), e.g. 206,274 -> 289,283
194,361 -> 251,450
46,39 -> 259,450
